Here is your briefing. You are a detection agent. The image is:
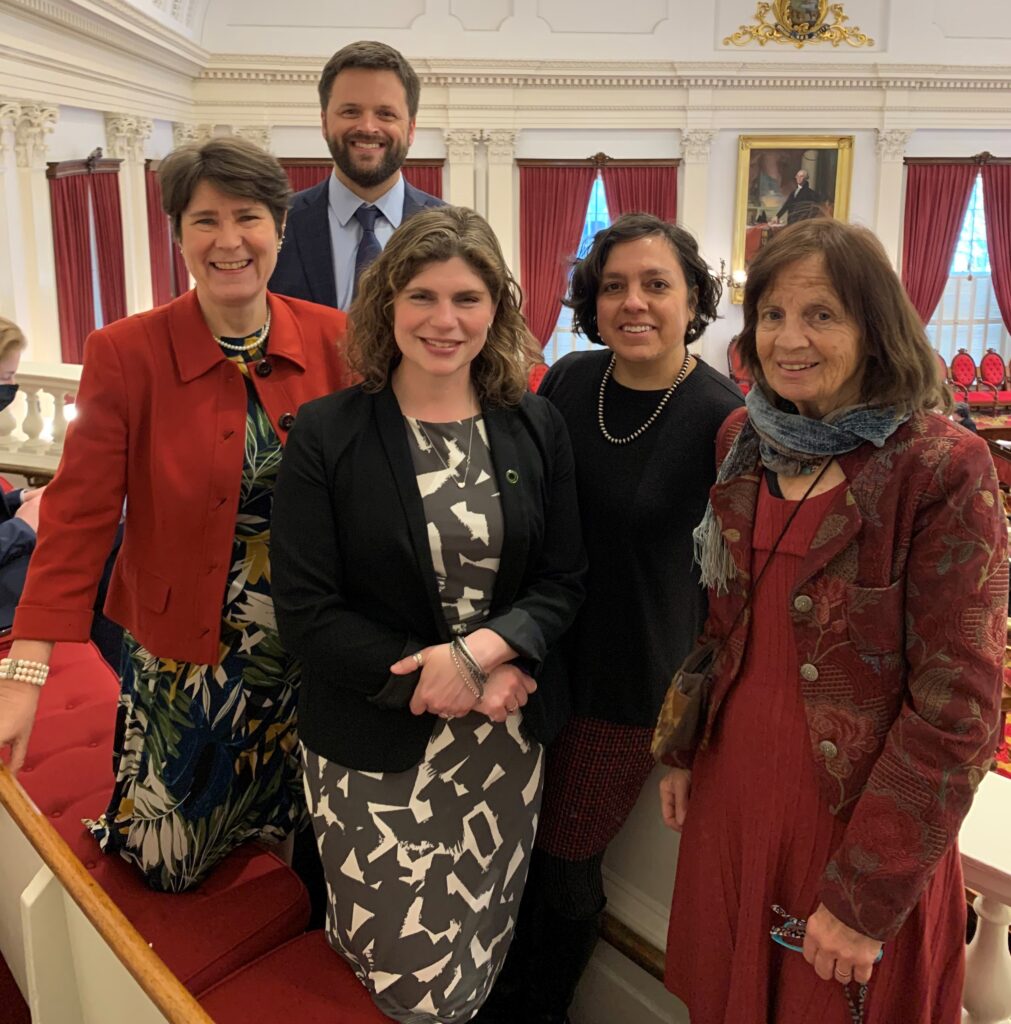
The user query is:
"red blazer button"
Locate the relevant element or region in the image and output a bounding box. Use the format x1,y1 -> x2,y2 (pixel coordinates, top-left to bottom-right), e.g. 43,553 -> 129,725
255,360 -> 273,378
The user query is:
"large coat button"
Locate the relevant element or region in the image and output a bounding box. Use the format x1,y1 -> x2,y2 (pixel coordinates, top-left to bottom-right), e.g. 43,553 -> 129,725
255,360 -> 273,377
800,662 -> 819,682
793,594 -> 813,613
819,739 -> 838,759
278,412 -> 296,431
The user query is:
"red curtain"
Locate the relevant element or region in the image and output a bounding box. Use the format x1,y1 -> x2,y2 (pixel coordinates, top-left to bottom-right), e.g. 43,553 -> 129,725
50,175 -> 95,363
982,163 -> 1011,332
519,166 -> 597,346
901,163 -> 977,323
90,172 -> 127,326
145,168 -> 173,308
171,243 -> 190,297
402,162 -> 444,199
600,165 -> 678,221
282,161 -> 332,193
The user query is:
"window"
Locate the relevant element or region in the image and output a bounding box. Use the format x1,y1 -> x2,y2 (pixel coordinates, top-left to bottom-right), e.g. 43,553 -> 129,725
926,175 -> 1011,362
543,175 -> 611,366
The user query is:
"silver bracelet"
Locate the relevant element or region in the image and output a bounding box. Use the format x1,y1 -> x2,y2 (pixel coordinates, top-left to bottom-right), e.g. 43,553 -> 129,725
0,657 -> 49,687
449,642 -> 484,700
454,636 -> 488,689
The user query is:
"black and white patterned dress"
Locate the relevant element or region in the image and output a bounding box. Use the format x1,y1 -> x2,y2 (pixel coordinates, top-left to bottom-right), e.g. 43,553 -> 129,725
302,414 -> 544,1024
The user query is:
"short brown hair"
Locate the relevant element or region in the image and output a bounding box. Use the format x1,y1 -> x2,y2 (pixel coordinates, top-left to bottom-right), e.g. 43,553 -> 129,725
0,317 -> 27,362
318,40 -> 420,119
348,207 -> 540,407
737,218 -> 951,414
566,213 -> 722,345
158,136 -> 292,241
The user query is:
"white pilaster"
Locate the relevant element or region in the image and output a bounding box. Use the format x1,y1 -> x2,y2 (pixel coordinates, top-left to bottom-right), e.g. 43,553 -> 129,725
106,113 -> 154,316
171,123 -> 213,149
486,129 -> 517,275
13,104 -> 60,363
679,129 -> 715,244
0,102 -> 23,330
444,129 -> 480,210
231,125 -> 273,152
874,129 -> 913,270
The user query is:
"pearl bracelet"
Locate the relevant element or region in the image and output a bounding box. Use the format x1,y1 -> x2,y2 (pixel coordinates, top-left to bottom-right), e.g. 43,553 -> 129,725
0,657 -> 49,687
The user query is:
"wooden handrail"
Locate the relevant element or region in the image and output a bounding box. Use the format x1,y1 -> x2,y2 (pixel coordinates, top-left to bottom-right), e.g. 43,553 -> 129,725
0,763 -> 215,1024
600,910 -> 666,982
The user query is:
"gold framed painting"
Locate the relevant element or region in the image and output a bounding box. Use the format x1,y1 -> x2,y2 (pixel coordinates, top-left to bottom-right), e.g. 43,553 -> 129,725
730,135 -> 853,303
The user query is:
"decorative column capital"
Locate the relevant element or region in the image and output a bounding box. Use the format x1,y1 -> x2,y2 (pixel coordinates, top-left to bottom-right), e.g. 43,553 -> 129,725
104,113 -> 153,163
15,104 -> 57,170
681,129 -> 716,164
444,129 -> 481,163
0,102 -> 21,165
875,128 -> 913,162
230,125 -> 273,152
172,122 -> 213,149
486,129 -> 517,165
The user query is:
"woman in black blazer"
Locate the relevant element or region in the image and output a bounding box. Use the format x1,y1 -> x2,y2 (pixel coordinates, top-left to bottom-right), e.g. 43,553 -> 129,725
270,206 -> 585,1024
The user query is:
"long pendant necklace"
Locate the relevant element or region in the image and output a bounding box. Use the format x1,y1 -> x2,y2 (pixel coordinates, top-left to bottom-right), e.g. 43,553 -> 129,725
414,415 -> 477,489
597,350 -> 691,445
213,308 -> 272,353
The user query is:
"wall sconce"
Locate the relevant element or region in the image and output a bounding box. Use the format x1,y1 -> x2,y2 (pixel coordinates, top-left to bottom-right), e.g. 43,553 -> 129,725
718,259 -> 748,302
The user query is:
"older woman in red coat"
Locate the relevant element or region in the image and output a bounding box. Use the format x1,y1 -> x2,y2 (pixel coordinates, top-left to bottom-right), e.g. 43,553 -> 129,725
0,137 -> 350,892
657,219 -> 1007,1023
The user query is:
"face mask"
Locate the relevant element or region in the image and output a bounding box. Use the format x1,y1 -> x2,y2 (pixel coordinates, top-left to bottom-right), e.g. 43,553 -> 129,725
0,385 -> 17,413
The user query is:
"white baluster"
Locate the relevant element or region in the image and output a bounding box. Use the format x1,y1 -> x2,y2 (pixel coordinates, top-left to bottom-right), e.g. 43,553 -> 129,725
19,385 -> 45,452
46,388 -> 68,458
0,400 -> 17,452
963,895 -> 1011,1024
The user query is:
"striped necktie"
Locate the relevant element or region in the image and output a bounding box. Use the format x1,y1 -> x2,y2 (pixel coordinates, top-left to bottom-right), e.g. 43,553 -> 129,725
352,205 -> 382,300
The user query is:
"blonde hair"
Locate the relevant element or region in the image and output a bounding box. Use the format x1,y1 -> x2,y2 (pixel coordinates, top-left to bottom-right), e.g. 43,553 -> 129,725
0,317 -> 28,362
348,206 -> 541,407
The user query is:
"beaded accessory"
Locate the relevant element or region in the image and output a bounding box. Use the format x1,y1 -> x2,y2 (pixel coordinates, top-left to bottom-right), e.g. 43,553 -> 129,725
449,640 -> 484,700
0,657 -> 50,687
597,350 -> 691,446
454,636 -> 488,690
213,308 -> 272,353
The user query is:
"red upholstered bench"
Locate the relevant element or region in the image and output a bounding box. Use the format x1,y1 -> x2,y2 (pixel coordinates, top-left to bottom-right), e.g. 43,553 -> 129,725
16,641 -> 311,995
199,930 -> 395,1022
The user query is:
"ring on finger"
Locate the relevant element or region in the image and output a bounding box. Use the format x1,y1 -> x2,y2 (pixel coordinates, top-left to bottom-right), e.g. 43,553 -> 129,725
833,966 -> 852,983
413,651 -> 424,669
506,702 -> 519,713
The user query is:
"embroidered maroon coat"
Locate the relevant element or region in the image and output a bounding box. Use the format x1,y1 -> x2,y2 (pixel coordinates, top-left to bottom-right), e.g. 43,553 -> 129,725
667,406 -> 1008,941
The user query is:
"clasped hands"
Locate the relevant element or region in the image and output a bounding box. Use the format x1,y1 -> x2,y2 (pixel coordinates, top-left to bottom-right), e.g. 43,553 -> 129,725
389,639 -> 535,722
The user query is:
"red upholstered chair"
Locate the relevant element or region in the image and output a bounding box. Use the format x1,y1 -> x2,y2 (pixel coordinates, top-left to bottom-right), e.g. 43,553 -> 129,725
949,348 -> 1001,413
528,363 -> 549,392
199,930 -> 395,1023
979,348 -> 1011,410
726,336 -> 752,395
16,641 -> 311,995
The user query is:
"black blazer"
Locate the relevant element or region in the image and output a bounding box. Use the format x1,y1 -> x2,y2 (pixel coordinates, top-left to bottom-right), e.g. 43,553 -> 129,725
268,178 -> 445,308
270,384 -> 586,772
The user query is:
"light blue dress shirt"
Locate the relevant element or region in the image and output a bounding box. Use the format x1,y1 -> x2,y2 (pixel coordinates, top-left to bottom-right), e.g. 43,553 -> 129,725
327,172 -> 406,311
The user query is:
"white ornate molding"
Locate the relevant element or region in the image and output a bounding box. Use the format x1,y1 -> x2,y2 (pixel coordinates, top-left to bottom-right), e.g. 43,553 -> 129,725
14,104 -> 57,171
875,128 -> 914,161
104,113 -> 153,163
485,129 -> 517,165
172,122 -> 213,148
231,125 -> 273,152
444,129 -> 481,163
681,128 -> 716,164
0,103 -> 21,163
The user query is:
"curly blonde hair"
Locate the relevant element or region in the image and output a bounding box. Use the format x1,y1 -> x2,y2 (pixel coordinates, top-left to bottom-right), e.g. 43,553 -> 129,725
348,206 -> 541,407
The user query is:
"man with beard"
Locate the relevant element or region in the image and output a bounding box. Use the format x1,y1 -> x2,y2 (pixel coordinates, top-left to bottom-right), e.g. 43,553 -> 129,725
269,40 -> 444,309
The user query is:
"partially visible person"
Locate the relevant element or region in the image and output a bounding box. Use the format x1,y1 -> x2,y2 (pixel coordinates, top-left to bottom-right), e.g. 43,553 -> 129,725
0,136 -> 350,893
269,39 -> 444,310
658,218 -> 1007,1023
478,213 -> 743,1023
270,206 -> 585,1023
774,168 -> 826,224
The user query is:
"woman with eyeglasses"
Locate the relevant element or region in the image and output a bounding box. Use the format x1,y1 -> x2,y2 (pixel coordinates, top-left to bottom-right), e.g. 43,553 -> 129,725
656,219 -> 1007,1023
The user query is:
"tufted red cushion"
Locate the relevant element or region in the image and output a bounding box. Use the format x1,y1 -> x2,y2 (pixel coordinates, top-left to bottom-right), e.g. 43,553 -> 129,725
980,350 -> 1007,387
199,931 -> 395,1023
965,390 -> 998,405
16,642 -> 311,995
950,350 -> 978,387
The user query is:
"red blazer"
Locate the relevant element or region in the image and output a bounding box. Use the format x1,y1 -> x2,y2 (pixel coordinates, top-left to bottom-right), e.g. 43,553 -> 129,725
669,407 -> 1008,941
14,291 -> 350,665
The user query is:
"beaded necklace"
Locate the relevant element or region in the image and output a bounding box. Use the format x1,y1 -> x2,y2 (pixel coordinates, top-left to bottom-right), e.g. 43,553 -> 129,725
213,308 -> 271,353
597,350 -> 691,446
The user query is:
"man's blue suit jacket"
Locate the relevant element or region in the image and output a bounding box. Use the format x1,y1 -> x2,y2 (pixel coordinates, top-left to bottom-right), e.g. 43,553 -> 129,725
268,177 -> 445,308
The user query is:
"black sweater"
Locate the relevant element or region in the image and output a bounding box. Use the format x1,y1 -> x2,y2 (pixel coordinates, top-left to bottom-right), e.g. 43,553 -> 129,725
539,350 -> 743,726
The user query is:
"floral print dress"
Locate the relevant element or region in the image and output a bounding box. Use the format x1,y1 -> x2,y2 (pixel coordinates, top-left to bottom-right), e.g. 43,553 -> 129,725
85,337 -> 303,893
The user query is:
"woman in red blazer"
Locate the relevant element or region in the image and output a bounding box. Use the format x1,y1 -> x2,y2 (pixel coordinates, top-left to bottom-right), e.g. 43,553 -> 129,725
656,219 -> 1007,1023
0,137 -> 350,892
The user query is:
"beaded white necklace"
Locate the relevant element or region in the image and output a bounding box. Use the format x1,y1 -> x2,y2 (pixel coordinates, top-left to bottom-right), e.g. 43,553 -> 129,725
213,308 -> 271,353
597,351 -> 691,445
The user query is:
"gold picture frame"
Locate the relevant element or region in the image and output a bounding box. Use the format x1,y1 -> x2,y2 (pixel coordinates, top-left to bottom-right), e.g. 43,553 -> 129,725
729,135 -> 853,303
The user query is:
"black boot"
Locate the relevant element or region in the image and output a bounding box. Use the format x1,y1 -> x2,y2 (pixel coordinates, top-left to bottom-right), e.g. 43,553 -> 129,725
526,905 -> 601,1024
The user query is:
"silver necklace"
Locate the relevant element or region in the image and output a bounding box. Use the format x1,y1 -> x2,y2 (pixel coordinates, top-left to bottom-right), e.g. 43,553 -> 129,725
213,308 -> 271,353
597,351 -> 691,445
414,416 -> 477,489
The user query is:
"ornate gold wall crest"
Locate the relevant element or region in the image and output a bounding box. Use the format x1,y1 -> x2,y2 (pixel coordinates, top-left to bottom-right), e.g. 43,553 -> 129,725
724,2 -> 874,49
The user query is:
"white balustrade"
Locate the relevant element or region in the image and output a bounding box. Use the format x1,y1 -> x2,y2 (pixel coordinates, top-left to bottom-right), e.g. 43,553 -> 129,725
0,361 -> 82,479
961,771 -> 1011,1024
